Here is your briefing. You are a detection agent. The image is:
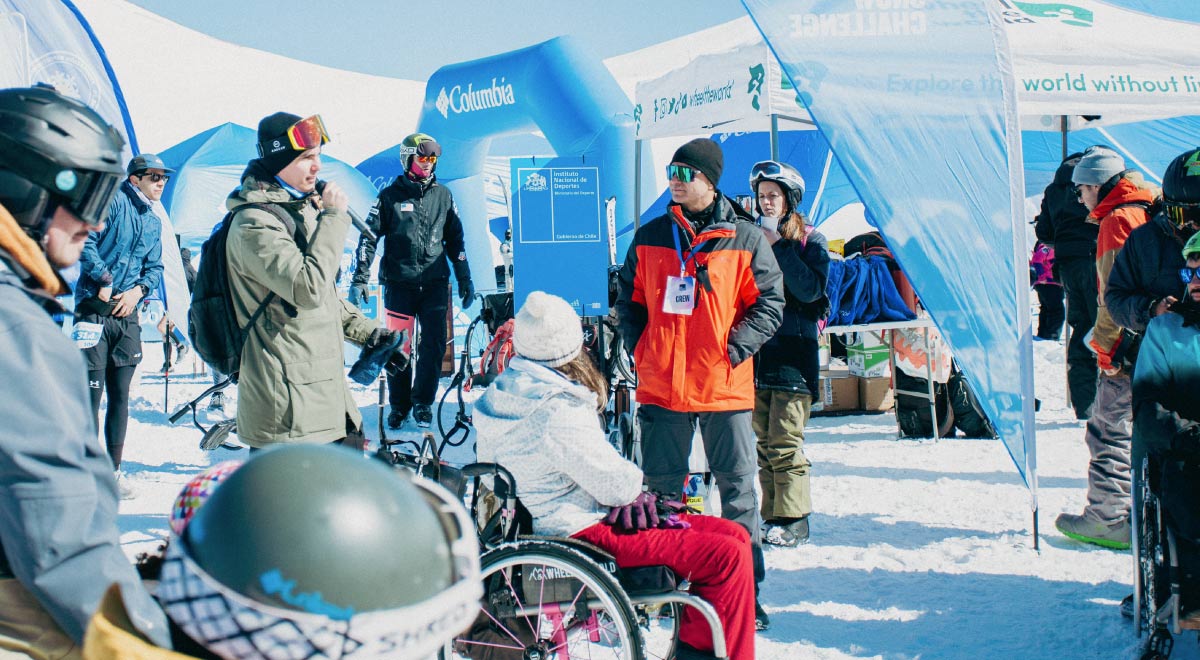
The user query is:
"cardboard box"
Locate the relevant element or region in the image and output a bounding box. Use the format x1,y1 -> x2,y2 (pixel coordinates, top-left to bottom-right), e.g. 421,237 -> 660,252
858,376 -> 895,412
813,370 -> 859,413
847,337 -> 891,378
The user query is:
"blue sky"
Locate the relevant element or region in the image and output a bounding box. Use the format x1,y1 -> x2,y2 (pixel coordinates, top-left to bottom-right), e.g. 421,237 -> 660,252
127,1 -> 748,81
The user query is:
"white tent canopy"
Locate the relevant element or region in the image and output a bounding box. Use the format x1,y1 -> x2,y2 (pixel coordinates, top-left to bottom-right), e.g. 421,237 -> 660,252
1007,2 -> 1200,119
633,42 -> 812,140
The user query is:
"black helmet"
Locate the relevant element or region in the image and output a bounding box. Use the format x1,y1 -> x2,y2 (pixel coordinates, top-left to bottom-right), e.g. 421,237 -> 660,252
0,85 -> 125,237
400,132 -> 441,181
157,445 -> 481,659
1162,148 -> 1200,229
749,160 -> 805,216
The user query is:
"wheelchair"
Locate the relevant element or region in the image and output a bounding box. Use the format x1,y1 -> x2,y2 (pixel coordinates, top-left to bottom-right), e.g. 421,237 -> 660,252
1132,454 -> 1200,660
374,444 -> 727,659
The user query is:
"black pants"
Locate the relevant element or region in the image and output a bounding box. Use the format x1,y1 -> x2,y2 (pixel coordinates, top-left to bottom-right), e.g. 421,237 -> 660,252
1057,257 -> 1099,418
1035,283 -> 1065,340
383,282 -> 449,414
77,311 -> 143,469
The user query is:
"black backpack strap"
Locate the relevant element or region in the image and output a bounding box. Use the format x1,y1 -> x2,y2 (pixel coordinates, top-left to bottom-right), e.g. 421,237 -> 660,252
235,202 -> 304,345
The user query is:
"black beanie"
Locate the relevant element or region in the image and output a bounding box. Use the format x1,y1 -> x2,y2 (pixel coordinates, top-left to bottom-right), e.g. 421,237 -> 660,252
671,138 -> 723,187
256,112 -> 304,176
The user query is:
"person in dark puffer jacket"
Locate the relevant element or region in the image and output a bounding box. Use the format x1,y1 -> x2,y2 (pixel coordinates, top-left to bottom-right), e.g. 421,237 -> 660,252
746,160 -> 829,548
1034,152 -> 1097,418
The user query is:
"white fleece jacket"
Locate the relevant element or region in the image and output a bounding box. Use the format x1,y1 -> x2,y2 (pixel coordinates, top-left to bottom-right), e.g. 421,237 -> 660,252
472,357 -> 644,537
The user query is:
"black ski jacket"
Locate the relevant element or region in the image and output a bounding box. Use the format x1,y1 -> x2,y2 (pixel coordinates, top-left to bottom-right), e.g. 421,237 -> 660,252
1106,213 -> 1195,333
352,174 -> 470,289
1034,155 -> 1097,262
755,224 -> 830,397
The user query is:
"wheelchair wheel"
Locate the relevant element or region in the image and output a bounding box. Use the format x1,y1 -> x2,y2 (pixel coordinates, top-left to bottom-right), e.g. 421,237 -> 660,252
447,541 -> 645,660
1134,457 -> 1169,641
638,601 -> 681,660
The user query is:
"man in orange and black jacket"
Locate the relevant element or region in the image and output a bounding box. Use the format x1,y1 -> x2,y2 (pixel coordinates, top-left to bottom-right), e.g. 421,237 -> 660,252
616,138 -> 783,629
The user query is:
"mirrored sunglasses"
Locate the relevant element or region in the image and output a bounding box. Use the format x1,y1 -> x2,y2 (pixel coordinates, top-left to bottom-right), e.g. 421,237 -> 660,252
415,154 -> 438,164
667,164 -> 698,183
1179,266 -> 1200,283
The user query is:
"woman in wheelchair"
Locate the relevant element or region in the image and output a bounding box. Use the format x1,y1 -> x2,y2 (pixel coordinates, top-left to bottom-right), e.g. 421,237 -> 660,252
1130,231 -> 1200,639
472,292 -> 757,660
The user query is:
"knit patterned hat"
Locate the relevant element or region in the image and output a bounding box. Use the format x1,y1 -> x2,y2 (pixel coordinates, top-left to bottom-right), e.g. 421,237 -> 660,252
513,291 -> 582,367
671,138 -> 723,186
1072,146 -> 1125,186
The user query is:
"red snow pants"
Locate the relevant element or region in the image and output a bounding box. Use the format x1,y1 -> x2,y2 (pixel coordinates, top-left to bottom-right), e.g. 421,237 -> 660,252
572,514 -> 755,660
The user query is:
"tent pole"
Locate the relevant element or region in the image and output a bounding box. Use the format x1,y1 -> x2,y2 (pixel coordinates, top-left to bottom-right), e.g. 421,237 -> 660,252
770,114 -> 780,161
1032,504 -> 1040,551
634,140 -> 642,229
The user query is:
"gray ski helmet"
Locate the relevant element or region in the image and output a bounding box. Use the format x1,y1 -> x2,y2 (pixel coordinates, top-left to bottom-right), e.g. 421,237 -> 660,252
399,132 -> 441,177
0,85 -> 125,235
159,444 -> 482,659
1162,147 -> 1200,229
749,160 -> 805,216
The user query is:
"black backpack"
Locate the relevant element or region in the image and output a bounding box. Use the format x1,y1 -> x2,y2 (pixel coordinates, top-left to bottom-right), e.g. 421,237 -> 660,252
188,203 -> 297,378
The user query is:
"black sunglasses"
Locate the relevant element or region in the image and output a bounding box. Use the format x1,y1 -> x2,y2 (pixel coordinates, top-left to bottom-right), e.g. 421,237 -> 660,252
137,172 -> 171,183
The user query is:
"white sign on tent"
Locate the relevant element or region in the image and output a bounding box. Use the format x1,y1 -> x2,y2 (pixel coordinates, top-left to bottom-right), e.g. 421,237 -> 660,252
633,42 -> 810,140
1003,0 -> 1200,118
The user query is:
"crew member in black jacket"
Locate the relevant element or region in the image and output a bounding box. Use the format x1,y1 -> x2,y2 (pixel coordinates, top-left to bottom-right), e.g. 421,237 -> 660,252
350,133 -> 474,429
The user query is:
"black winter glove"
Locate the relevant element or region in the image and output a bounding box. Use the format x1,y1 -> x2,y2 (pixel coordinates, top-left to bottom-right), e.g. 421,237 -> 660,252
348,282 -> 368,308
458,279 -> 475,309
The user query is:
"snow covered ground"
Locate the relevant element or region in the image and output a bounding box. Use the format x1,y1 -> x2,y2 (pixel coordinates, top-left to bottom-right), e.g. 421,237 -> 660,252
113,338 -> 1193,659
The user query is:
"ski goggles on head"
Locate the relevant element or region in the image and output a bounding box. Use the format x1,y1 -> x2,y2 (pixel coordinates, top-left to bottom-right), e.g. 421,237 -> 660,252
1180,266 -> 1200,283
667,164 -> 698,183
749,160 -> 785,185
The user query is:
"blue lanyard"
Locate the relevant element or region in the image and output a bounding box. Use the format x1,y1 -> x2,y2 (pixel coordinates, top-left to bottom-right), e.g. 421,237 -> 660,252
672,224 -> 706,276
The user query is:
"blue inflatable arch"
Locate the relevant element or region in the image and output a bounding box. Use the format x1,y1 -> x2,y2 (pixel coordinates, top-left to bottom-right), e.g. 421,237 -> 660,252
416,36 -> 635,290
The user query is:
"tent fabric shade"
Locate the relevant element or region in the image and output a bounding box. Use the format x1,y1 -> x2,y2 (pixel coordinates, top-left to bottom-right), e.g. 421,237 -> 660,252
632,41 -> 811,140
159,123 -> 380,253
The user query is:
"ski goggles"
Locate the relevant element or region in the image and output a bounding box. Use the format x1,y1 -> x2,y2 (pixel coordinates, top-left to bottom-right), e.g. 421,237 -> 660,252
50,167 -> 123,228
1166,202 -> 1200,229
257,114 -> 329,158
415,154 -> 438,164
158,474 -> 481,660
1180,266 -> 1200,283
749,160 -> 785,185
667,164 -> 699,183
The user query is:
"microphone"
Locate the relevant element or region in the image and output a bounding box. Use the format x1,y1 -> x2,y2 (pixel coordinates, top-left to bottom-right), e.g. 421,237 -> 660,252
316,180 -> 376,242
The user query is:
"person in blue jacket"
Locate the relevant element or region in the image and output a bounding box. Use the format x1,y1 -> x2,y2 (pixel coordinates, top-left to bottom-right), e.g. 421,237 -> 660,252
748,160 -> 830,547
0,85 -> 171,657
75,153 -> 166,476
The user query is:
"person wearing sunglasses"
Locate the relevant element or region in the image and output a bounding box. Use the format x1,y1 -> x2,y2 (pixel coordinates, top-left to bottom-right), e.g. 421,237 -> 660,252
349,132 -> 475,431
0,85 -> 172,657
615,138 -> 783,631
746,160 -> 829,550
73,151 -> 171,484
1054,145 -> 1158,550
223,112 -> 385,451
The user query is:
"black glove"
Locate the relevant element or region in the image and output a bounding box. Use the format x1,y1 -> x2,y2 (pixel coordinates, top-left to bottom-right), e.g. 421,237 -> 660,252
348,328 -> 407,386
458,279 -> 475,308
348,282 -> 368,307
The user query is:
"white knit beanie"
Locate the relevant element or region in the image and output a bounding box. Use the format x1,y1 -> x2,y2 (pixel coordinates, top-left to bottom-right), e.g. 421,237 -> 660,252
1072,146 -> 1125,186
513,292 -> 582,368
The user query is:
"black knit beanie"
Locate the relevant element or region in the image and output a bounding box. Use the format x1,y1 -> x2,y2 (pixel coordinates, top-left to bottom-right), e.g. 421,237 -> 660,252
256,112 -> 304,176
671,138 -> 723,186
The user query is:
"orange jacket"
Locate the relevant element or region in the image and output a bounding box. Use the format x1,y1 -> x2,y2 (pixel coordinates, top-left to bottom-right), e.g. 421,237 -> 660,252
1089,174 -> 1157,369
616,197 -> 783,411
